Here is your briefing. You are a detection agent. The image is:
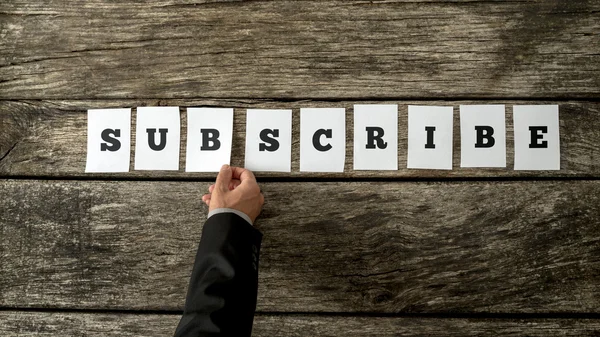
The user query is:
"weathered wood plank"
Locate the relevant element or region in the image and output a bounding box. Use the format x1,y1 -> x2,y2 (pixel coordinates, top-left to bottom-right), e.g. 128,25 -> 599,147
1,311 -> 599,337
1,0 -> 598,99
1,100 -> 599,178
1,179 -> 598,312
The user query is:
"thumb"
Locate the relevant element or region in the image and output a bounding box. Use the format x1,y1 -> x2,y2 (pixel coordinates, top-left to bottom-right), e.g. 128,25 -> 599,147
215,164 -> 232,191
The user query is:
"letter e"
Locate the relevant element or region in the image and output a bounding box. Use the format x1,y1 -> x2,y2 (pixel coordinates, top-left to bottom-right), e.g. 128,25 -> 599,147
529,126 -> 548,148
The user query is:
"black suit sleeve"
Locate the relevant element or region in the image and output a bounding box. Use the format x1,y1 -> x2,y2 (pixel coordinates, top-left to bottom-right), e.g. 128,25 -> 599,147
174,212 -> 263,337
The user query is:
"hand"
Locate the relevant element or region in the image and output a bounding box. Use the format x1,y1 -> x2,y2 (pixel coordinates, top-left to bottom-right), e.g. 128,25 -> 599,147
202,165 -> 264,224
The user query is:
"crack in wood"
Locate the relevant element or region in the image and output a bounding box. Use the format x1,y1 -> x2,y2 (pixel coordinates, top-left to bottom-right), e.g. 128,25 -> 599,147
0,141 -> 18,165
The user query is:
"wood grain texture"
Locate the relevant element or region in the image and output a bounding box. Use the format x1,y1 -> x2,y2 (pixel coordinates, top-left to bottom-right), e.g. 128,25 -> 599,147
1,179 -> 599,312
1,0 -> 598,99
1,311 -> 600,337
1,99 -> 599,179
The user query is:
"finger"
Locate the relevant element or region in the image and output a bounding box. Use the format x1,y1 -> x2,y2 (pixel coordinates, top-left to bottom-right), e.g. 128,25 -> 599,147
231,166 -> 256,182
202,193 -> 211,203
215,164 -> 232,191
229,179 -> 241,191
208,184 -> 215,193
236,181 -> 261,199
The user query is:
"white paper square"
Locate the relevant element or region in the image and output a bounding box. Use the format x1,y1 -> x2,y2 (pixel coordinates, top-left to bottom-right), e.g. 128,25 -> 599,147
460,105 -> 506,167
407,105 -> 453,170
353,104 -> 398,170
185,108 -> 234,172
86,108 -> 131,173
245,109 -> 292,172
300,108 -> 346,172
513,105 -> 560,170
134,106 -> 181,171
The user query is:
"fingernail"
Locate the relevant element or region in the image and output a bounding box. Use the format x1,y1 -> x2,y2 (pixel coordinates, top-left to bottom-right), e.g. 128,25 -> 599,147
222,164 -> 230,170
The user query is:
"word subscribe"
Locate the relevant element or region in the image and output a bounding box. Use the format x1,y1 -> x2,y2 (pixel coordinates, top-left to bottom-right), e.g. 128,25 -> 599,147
85,105 -> 560,173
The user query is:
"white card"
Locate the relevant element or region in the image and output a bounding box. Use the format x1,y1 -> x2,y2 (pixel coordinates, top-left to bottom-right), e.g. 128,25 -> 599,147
513,105 -> 560,170
85,108 -> 131,173
185,108 -> 234,172
460,105 -> 506,168
353,104 -> 398,170
134,106 -> 181,171
300,108 -> 346,172
244,109 -> 292,172
407,105 -> 453,170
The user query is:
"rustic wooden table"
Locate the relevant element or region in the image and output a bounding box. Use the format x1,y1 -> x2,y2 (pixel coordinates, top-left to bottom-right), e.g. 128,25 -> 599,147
1,0 -> 599,336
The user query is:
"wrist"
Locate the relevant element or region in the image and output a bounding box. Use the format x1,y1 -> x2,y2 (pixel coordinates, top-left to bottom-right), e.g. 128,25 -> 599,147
207,208 -> 253,226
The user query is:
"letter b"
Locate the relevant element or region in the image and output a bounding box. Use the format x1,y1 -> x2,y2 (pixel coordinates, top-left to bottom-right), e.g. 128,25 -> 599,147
475,126 -> 495,148
200,128 -> 221,151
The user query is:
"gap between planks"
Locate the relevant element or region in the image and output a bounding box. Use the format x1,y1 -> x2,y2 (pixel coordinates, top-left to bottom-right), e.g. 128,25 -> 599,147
2,175 -> 600,183
2,307 -> 600,320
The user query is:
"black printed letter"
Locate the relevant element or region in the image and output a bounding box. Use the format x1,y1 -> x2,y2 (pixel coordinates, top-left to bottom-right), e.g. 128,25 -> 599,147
147,128 -> 168,151
312,129 -> 333,152
475,126 -> 495,148
366,127 -> 387,149
425,126 -> 436,149
259,129 -> 280,152
200,128 -> 221,151
100,129 -> 121,152
529,126 -> 548,148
